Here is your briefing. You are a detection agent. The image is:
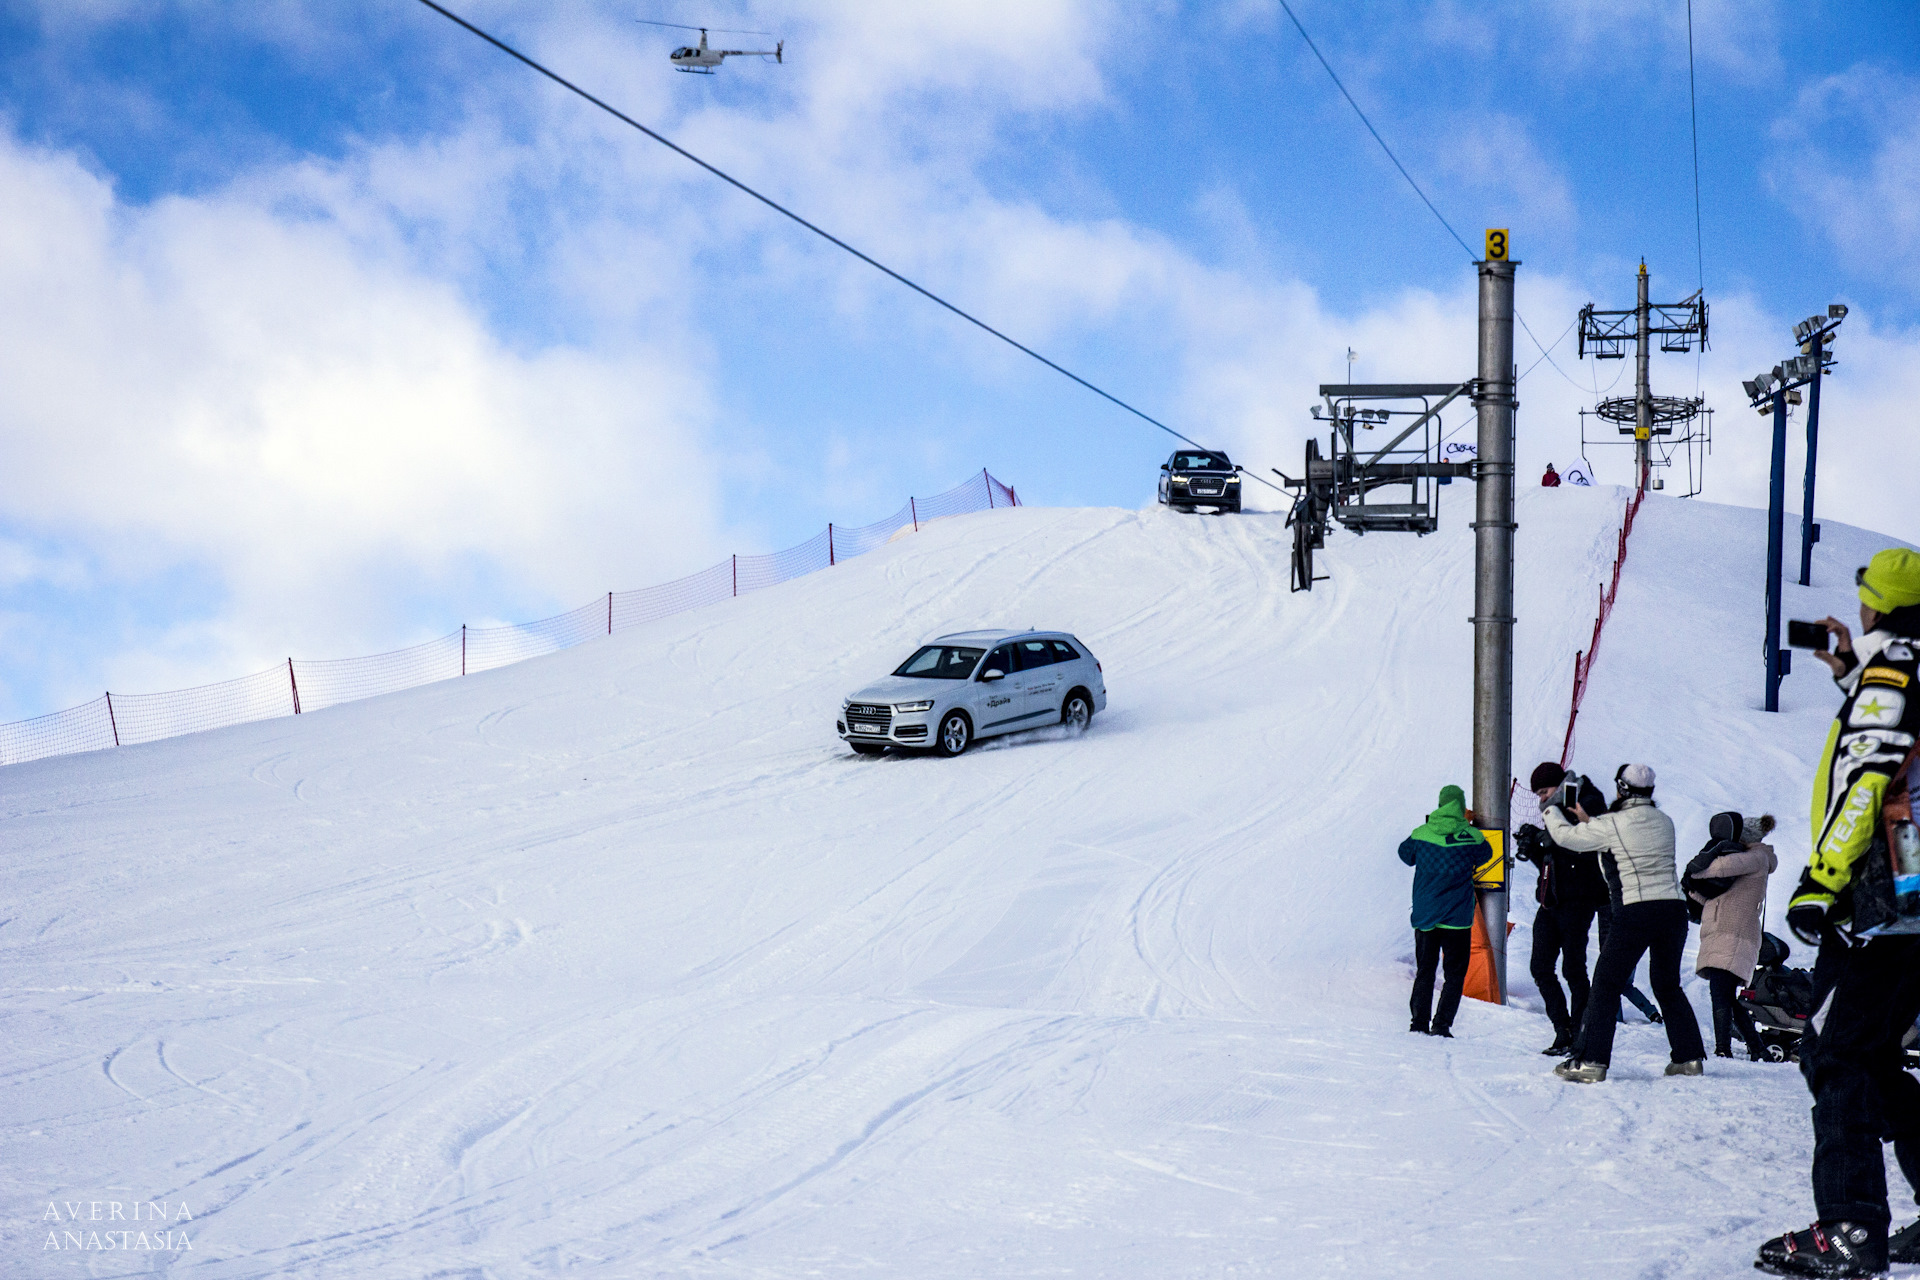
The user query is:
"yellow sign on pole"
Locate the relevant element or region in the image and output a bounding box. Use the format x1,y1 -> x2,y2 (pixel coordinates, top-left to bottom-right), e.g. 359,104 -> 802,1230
1485,229 -> 1509,262
1473,828 -> 1507,889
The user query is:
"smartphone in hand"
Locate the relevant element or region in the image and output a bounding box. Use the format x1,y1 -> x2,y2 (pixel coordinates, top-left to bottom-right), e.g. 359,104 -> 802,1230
1787,619 -> 1831,651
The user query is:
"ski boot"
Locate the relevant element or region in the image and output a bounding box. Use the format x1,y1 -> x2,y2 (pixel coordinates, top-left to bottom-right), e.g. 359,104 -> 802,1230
1754,1221 -> 1886,1276
1553,1058 -> 1606,1083
1665,1059 -> 1705,1077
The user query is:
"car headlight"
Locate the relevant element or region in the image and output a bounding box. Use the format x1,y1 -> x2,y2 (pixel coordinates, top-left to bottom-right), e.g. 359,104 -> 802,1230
1226,475 -> 1240,484
894,700 -> 935,713
1170,475 -> 1189,485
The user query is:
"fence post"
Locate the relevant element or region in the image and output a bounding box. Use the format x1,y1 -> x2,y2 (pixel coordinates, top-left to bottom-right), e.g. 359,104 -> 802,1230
911,498 -> 918,532
828,524 -> 835,566
105,692 -> 119,747
732,554 -> 737,597
985,467 -> 994,508
608,591 -> 613,636
461,625 -> 467,677
288,659 -> 302,714
1009,486 -> 1018,507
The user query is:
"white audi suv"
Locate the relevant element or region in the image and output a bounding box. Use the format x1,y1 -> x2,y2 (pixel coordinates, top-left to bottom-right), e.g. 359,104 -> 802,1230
837,629 -> 1107,757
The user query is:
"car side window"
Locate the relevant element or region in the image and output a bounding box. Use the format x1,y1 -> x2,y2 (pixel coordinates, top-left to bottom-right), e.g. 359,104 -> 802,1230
1014,640 -> 1055,671
1049,640 -> 1080,662
982,646 -> 1012,677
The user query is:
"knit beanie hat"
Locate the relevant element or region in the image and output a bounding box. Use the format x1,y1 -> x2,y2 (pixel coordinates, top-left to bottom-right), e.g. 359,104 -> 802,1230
1617,763 -> 1656,794
1529,762 -> 1566,790
1742,813 -> 1777,844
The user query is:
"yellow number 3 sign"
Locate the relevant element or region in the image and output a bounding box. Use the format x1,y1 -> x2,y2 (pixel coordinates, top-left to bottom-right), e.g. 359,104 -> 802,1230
1485,229 -> 1510,261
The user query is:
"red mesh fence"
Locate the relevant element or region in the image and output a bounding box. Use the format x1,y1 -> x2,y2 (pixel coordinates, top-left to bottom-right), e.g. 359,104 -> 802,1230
109,664 -> 298,748
1558,483 -> 1646,768
1,468 -> 1018,768
612,561 -> 734,631
0,697 -> 118,764
295,632 -> 463,713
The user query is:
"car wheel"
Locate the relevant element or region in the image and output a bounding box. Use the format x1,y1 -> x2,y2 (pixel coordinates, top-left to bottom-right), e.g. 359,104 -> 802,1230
935,710 -> 972,757
1061,690 -> 1093,731
850,742 -> 885,756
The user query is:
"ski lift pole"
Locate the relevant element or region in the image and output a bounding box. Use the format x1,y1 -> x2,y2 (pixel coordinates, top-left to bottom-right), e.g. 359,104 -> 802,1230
1471,238 -> 1517,1003
1765,389 -> 1789,712
1798,330 -> 1824,587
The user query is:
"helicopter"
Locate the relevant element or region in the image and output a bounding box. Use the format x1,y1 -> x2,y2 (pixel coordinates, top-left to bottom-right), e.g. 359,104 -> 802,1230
637,20 -> 783,74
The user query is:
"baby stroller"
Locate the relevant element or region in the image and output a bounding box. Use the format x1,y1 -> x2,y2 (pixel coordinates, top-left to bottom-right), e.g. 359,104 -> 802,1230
1739,933 -> 1816,1063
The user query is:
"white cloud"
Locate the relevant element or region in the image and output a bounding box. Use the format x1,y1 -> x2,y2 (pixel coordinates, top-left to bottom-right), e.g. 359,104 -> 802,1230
0,130 -> 726,697
1769,64 -> 1920,297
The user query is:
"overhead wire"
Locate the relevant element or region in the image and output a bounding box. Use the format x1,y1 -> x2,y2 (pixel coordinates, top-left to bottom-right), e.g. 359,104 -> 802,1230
412,0 -> 1292,493
1273,1 -> 1475,261
1275,2 -> 1593,405
1685,0 -> 1706,397
1685,0 -> 1705,297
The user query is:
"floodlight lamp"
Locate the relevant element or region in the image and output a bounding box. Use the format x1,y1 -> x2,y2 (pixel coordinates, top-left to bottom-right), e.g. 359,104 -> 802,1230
1743,379 -> 1761,400
1794,320 -> 1812,343
1829,303 -> 1849,320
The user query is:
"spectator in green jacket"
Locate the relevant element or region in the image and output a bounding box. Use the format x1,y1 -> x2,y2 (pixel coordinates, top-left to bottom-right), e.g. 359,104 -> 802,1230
1398,784 -> 1487,1038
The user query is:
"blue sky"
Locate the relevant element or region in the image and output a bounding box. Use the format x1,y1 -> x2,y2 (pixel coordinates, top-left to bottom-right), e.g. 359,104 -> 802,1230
1,0 -> 1917,721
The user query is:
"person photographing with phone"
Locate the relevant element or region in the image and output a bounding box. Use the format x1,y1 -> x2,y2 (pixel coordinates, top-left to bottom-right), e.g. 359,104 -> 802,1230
1758,548 -> 1920,1277
1543,764 -> 1706,1083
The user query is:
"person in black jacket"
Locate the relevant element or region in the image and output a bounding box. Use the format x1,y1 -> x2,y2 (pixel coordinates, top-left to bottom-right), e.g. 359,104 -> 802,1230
1516,763 -> 1611,1055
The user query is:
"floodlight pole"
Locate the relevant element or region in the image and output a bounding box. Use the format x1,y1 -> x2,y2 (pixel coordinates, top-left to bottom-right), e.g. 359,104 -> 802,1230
1765,389 -> 1789,712
1472,256 -> 1517,1003
1634,262 -> 1652,489
1798,329 -> 1825,586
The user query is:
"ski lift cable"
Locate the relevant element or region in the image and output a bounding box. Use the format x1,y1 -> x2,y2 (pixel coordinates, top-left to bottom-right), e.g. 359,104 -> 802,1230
1275,1 -> 1586,402
1274,1 -> 1475,262
1685,0 -> 1705,299
1685,0 -> 1706,397
412,0 -> 1290,495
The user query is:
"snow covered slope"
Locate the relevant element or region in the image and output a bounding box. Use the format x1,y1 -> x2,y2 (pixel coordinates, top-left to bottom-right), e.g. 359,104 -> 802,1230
2,488 -> 1908,1278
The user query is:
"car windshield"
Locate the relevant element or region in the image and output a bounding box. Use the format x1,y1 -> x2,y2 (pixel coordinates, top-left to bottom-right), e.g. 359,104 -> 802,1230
893,645 -> 986,680
1172,451 -> 1230,470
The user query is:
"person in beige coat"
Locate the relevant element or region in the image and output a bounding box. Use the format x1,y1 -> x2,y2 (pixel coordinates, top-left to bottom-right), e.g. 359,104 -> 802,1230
1685,811 -> 1779,1060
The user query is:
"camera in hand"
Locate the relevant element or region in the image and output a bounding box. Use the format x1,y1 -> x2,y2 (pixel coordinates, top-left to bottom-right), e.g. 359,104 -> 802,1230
1787,619 -> 1830,651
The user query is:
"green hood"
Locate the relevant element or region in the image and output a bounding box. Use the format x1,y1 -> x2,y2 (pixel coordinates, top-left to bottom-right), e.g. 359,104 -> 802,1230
1410,784 -> 1486,846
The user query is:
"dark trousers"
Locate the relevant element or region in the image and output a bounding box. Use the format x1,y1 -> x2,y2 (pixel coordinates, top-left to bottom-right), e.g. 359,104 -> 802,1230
1573,899 -> 1705,1065
1804,936 -> 1920,1231
1701,967 -> 1763,1057
1530,903 -> 1595,1036
1597,899 -> 1662,1021
1411,927 -> 1471,1033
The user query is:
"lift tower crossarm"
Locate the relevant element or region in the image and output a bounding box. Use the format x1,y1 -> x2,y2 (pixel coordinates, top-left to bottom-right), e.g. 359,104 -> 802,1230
1319,383 -> 1463,398
1358,382 -> 1471,468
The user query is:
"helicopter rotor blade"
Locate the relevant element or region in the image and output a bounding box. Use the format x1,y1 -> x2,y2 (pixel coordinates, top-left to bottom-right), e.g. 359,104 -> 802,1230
635,19 -> 773,36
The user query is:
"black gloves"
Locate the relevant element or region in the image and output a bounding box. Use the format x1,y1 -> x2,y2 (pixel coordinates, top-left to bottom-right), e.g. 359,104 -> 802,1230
1787,869 -> 1836,947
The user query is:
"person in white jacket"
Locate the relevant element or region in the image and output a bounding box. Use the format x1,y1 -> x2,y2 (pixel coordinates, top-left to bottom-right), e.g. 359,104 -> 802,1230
1543,764 -> 1707,1083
